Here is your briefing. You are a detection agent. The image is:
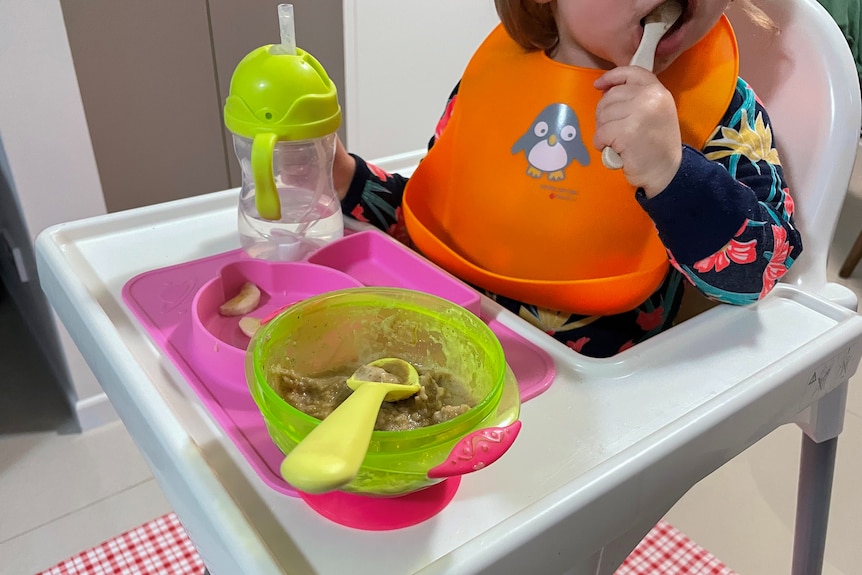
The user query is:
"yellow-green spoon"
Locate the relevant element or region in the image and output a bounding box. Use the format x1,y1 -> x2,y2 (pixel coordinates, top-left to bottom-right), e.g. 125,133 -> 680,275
279,358 -> 421,494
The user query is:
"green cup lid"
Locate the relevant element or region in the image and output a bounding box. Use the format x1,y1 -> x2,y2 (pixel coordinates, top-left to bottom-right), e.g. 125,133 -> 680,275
224,45 -> 341,141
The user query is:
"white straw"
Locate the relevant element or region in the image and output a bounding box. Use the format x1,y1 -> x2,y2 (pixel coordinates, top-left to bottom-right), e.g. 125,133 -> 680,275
276,4 -> 297,55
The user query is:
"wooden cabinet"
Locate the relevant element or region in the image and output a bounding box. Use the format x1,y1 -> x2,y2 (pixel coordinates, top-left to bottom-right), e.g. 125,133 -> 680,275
61,0 -> 227,212
61,0 -> 343,212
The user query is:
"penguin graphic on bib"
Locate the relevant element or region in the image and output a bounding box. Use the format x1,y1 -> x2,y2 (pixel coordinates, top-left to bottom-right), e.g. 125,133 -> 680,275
511,103 -> 590,181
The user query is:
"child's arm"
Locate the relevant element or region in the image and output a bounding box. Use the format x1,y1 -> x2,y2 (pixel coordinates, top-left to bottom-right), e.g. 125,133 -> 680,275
637,78 -> 803,305
339,154 -> 412,244
337,83 -> 461,242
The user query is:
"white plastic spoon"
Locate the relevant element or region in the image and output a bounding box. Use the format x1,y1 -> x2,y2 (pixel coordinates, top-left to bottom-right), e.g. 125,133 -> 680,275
602,0 -> 684,169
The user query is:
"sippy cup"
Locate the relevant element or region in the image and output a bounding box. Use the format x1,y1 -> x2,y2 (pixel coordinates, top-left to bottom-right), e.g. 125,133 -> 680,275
224,4 -> 344,261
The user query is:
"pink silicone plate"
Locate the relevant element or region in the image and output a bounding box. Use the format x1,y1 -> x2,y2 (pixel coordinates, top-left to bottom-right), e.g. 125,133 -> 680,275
121,230 -> 556,500
308,232 -> 482,315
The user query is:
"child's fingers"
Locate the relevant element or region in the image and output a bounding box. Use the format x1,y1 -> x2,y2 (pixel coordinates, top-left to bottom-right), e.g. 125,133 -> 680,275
594,65 -> 659,91
595,81 -> 643,132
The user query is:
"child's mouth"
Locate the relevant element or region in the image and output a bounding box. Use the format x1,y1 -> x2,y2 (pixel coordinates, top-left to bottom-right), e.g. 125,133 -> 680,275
640,0 -> 691,59
640,0 -> 691,36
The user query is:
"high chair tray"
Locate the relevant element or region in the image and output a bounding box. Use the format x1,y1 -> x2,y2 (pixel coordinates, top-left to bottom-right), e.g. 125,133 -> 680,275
34,189 -> 862,575
120,229 -> 555,497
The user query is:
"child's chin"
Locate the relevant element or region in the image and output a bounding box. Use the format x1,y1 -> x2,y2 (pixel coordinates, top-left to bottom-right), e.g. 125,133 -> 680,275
652,51 -> 682,75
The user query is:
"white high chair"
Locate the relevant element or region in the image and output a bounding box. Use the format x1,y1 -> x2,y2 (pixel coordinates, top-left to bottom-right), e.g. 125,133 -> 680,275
26,1 -> 862,574
726,0 -> 859,572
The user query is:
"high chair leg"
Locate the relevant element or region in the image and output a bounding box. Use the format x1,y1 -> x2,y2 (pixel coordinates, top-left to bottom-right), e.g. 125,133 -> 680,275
838,229 -> 862,278
791,434 -> 837,575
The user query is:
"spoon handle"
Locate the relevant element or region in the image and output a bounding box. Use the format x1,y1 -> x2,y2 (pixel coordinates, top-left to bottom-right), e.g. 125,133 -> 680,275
629,20 -> 666,70
280,384 -> 389,494
601,1 -> 682,169
601,24 -> 662,170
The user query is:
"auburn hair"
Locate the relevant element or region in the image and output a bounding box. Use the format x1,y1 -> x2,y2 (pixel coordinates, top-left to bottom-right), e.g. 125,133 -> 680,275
494,0 -> 776,53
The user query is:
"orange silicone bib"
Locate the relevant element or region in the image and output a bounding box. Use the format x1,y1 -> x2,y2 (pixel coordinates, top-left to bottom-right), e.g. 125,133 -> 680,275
403,17 -> 738,315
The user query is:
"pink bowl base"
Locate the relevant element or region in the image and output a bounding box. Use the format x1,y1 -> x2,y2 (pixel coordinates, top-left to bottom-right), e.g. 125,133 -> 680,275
299,477 -> 461,531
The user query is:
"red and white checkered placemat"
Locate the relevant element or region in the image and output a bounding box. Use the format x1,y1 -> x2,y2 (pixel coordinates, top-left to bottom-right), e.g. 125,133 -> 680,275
37,514 -> 736,575
37,513 -> 204,575
616,520 -> 739,575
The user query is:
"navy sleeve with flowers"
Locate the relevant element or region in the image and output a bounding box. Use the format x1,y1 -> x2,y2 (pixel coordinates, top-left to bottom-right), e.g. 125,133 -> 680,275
340,78 -> 802,358
638,78 -> 802,305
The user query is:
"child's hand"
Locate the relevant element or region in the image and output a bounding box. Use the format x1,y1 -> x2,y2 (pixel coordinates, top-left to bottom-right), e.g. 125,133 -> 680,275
593,66 -> 682,198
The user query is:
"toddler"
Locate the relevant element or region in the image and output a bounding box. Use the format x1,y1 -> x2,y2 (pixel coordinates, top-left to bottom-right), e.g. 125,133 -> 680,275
333,0 -> 802,358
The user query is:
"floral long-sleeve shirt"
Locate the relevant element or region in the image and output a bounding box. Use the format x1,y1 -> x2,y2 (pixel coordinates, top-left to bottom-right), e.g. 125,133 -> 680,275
342,78 -> 803,358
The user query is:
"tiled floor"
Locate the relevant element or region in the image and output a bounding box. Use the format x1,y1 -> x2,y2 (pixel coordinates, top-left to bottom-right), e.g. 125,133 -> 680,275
0,286 -> 172,574
0,187 -> 861,575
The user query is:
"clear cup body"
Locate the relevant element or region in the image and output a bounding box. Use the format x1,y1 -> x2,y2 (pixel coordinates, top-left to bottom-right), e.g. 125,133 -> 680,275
235,132 -> 344,261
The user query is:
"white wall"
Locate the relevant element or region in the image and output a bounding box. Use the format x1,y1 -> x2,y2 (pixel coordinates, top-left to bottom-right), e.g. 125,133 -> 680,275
342,0 -> 500,171
0,0 -> 113,430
